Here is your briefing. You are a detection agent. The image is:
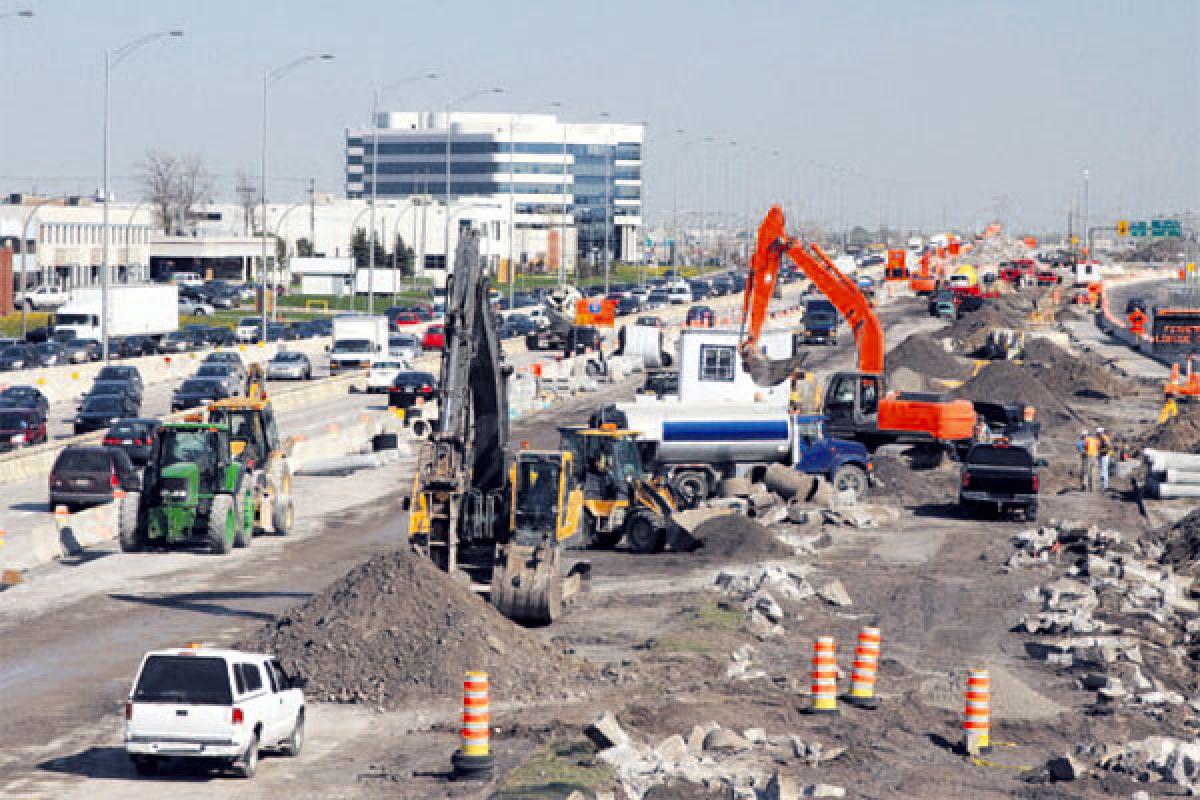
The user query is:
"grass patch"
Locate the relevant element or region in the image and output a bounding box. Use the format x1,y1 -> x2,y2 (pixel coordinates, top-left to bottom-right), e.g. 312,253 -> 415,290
655,597 -> 744,655
0,311 -> 53,338
492,740 -> 613,799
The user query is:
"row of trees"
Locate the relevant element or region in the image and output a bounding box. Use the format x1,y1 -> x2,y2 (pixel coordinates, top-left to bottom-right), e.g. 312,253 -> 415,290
350,229 -> 416,275
137,150 -> 213,234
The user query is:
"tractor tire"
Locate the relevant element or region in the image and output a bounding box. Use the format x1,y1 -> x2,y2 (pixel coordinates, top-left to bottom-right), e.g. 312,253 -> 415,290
271,496 -> 295,536
208,494 -> 235,555
670,471 -> 709,508
233,491 -> 253,548
830,464 -> 869,503
625,511 -> 665,555
117,491 -> 143,553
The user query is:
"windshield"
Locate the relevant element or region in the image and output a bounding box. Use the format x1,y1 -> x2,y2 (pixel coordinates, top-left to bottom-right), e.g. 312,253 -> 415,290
161,429 -> 219,468
514,456 -> 560,532
82,396 -> 121,412
239,318 -> 261,328
610,438 -> 642,481
180,380 -> 220,394
334,339 -> 373,353
56,313 -> 93,326
197,366 -> 228,377
395,372 -> 435,387
133,655 -> 232,705
273,353 -> 305,363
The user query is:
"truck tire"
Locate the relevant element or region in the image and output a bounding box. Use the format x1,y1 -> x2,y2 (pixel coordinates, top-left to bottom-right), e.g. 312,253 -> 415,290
272,497 -> 295,536
233,491 -> 253,548
626,511 -> 665,555
233,733 -> 259,778
670,471 -> 709,508
1025,502 -> 1038,522
117,491 -> 142,552
830,464 -> 869,503
280,711 -> 304,757
208,494 -> 235,555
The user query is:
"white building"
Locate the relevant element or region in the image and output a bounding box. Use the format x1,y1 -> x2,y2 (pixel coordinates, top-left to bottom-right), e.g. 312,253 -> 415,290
345,112 -> 644,269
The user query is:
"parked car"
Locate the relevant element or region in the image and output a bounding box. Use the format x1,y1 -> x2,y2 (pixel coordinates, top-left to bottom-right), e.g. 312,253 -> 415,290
32,341 -> 67,367
290,320 -> 323,338
388,333 -> 421,362
201,326 -> 237,347
97,365 -> 145,398
67,338 -> 102,362
115,335 -> 159,358
179,297 -> 214,317
123,646 -> 306,778
421,325 -> 445,351
194,364 -> 244,397
266,351 -> 312,381
15,284 -> 69,311
206,288 -> 241,309
0,408 -> 47,452
171,378 -> 230,411
0,343 -> 38,371
644,290 -> 670,310
390,311 -> 422,327
616,296 -> 641,316
266,323 -> 297,342
49,445 -> 141,509
235,317 -> 263,343
23,326 -> 51,344
102,418 -> 162,465
158,331 -> 197,354
503,313 -> 538,337
0,385 -> 49,416
306,318 -> 333,337
75,393 -> 140,434
387,370 -> 438,410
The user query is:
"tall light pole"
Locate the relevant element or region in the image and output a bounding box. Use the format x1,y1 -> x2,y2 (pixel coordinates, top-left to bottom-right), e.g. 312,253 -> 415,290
597,111 -> 612,295
549,100 -> 569,285
1082,168 -> 1090,259
699,135 -> 714,274
101,29 -> 183,362
367,72 -> 438,316
442,88 -> 504,275
1,9 -> 33,20
261,53 -> 334,341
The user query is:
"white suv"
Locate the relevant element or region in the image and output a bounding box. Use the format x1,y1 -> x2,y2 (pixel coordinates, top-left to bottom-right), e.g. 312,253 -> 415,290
124,646 -> 305,778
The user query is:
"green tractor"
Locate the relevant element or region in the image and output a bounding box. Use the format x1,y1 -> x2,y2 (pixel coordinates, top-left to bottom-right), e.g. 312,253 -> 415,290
119,421 -> 255,555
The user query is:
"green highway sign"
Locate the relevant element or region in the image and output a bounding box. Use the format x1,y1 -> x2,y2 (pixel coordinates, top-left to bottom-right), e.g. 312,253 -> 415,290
1130,221 -> 1148,237
1151,218 -> 1183,238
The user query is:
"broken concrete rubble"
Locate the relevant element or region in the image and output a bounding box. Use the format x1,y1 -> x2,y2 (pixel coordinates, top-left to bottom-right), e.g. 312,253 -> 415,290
816,578 -> 853,607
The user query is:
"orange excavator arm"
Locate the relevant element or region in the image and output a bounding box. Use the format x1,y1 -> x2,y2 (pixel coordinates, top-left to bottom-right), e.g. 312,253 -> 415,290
741,205 -> 885,377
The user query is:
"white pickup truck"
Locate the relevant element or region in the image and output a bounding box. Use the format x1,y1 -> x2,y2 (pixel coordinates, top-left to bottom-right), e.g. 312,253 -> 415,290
124,646 -> 305,778
15,284 -> 69,311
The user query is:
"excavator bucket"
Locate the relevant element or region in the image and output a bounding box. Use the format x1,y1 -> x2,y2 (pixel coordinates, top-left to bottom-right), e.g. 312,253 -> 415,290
490,544 -> 590,625
742,346 -> 809,388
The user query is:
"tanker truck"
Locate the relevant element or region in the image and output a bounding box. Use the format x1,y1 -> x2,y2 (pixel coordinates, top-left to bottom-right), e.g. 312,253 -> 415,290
595,328 -> 872,505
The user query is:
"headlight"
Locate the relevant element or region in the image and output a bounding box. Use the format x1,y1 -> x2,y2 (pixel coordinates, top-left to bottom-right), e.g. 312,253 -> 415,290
10,434 -> 25,444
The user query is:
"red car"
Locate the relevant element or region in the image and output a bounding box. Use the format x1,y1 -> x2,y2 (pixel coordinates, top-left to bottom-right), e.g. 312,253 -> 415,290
422,325 -> 445,351
392,312 -> 422,327
0,408 -> 47,452
1036,270 -> 1061,286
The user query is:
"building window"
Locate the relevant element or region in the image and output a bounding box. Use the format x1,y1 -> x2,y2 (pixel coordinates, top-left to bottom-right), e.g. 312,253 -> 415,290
699,344 -> 735,382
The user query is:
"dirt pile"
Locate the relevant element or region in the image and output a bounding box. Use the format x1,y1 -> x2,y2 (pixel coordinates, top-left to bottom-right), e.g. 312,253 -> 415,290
944,306 -> 1013,353
885,332 -> 969,381
243,550 -> 583,707
1024,337 -> 1132,400
870,454 -> 958,507
1142,414 -> 1200,453
953,361 -> 1072,422
695,515 -> 791,559
1159,509 -> 1200,573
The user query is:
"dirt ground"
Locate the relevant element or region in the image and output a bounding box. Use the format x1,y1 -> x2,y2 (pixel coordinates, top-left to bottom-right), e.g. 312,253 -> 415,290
4,288 -> 1193,800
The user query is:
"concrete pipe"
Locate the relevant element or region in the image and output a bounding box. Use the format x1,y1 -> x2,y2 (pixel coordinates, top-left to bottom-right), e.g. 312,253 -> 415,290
1164,469 -> 1200,485
763,463 -> 814,501
1152,481 -> 1200,499
1145,450 -> 1200,472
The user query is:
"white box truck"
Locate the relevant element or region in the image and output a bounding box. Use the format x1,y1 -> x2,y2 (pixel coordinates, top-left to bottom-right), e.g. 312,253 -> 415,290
329,314 -> 388,374
54,284 -> 180,341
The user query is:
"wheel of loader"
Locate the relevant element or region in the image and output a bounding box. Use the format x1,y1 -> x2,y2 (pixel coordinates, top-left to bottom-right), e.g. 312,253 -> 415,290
830,464 -> 869,503
117,491 -> 143,553
626,511 -> 666,555
233,490 -> 253,549
272,496 -> 295,535
670,471 -> 709,509
208,494 -> 235,555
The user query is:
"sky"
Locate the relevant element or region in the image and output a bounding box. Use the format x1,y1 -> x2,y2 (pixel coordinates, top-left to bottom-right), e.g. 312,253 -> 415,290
0,0 -> 1195,234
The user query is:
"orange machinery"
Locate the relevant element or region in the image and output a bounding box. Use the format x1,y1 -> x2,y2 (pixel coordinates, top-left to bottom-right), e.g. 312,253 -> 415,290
909,254 -> 937,295
1165,359 -> 1200,402
741,205 -> 976,450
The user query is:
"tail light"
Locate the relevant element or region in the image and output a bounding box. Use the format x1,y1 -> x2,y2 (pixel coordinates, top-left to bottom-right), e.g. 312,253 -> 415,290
419,385 -> 433,394
103,437 -> 120,445
1032,475 -> 1039,493
125,702 -> 133,721
232,707 -> 245,725
133,438 -> 144,446
961,473 -> 970,488
110,470 -> 119,489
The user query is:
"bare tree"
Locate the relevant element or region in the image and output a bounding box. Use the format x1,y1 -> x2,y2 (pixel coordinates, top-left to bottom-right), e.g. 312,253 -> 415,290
175,155 -> 213,233
138,150 -> 178,234
235,171 -> 259,235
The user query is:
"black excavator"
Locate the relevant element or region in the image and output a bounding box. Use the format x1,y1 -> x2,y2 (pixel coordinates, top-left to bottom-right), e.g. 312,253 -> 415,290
406,229 -> 589,624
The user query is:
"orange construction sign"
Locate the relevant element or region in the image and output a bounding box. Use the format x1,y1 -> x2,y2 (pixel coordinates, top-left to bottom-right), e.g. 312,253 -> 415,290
575,298 -> 616,328
1128,308 -> 1148,336
885,249 -> 907,280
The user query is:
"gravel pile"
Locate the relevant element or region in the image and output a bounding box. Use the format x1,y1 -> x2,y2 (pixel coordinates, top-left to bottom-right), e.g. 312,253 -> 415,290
1158,509 -> 1200,573
243,550 -> 584,707
870,454 -> 958,507
1143,414 -> 1200,454
1024,338 -> 1132,400
953,361 -> 1072,422
695,515 -> 791,559
886,332 -> 969,381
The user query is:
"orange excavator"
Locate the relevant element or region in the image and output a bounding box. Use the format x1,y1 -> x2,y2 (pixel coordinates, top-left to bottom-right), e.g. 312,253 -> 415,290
1165,358 -> 1200,403
741,205 -> 977,451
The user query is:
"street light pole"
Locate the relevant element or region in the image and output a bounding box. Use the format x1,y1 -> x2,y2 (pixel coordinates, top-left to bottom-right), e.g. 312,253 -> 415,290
367,73 -> 437,317
550,100 -> 568,286
261,53 -> 334,342
598,111 -> 611,295
0,9 -> 33,20
101,29 -> 183,363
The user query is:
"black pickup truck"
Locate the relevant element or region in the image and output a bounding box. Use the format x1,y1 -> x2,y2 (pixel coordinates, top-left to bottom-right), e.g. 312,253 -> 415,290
959,443 -> 1039,521
972,401 -> 1041,453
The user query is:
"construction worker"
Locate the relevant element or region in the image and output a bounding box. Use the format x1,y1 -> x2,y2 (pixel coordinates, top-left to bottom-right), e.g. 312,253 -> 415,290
974,416 -> 993,444
1097,427 -> 1113,492
1077,429 -> 1094,492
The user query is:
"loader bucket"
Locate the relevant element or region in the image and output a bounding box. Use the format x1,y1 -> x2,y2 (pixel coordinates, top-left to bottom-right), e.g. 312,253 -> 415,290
490,545 -> 588,626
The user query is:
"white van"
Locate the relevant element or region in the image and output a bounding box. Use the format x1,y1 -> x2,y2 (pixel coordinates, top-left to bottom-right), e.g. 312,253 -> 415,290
172,272 -> 204,287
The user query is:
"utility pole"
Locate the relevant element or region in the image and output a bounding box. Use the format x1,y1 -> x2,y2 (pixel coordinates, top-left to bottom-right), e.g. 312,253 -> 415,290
308,177 -> 316,252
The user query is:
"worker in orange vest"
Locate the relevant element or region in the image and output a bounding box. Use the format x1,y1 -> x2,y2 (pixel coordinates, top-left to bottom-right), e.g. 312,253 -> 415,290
1077,429 -> 1098,492
1097,427 -> 1113,492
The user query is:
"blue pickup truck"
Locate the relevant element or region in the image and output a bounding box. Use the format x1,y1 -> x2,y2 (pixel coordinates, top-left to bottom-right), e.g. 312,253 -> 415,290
803,297 -> 839,345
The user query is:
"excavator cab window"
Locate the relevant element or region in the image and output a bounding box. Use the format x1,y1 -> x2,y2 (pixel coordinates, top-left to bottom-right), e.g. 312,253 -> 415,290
860,377 -> 879,415
826,375 -> 857,422
262,408 -> 280,453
